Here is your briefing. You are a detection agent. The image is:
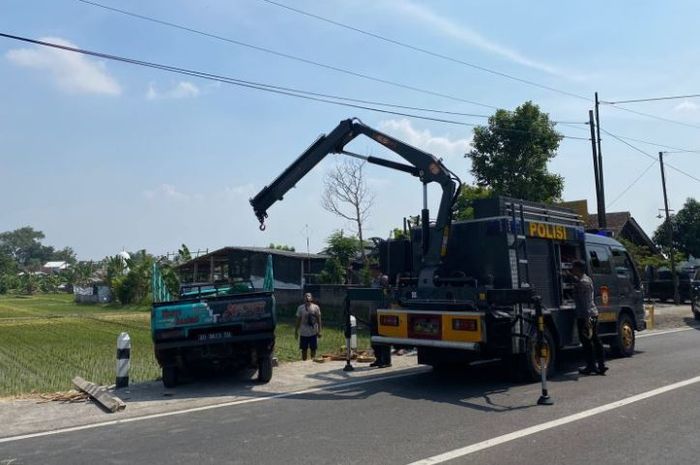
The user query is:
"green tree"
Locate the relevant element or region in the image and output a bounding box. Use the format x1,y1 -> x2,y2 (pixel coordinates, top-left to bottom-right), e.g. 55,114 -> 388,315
468,101 -> 564,202
115,250 -> 155,304
71,261 -> 95,287
19,272 -> 39,295
618,239 -> 665,269
653,198 -> 700,258
318,231 -> 360,284
177,244 -> 192,263
268,243 -> 296,252
0,226 -> 77,270
453,185 -> 493,220
319,258 -> 345,284
105,255 -> 127,290
0,227 -> 46,268
0,272 -> 19,294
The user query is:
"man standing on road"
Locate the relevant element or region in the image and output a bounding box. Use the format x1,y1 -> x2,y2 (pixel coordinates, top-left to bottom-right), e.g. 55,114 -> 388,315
295,292 -> 322,361
571,260 -> 608,375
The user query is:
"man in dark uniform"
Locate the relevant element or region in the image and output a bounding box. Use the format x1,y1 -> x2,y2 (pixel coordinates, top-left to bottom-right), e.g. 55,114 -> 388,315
571,260 -> 608,375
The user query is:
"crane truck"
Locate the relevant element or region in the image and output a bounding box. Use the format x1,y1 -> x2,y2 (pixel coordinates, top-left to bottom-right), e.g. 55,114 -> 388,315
250,118 -> 645,379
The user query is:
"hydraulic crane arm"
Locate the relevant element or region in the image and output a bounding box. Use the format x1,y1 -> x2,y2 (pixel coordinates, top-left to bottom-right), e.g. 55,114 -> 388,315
250,118 -> 460,281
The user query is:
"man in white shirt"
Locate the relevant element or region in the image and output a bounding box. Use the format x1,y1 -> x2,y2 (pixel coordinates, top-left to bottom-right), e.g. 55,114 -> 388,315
295,292 -> 322,361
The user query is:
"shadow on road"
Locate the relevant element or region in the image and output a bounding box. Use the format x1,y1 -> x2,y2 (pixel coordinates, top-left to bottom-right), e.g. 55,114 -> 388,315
114,341 -> 650,414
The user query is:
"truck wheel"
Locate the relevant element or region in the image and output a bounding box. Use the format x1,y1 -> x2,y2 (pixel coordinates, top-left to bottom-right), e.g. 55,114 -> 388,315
693,302 -> 700,321
612,313 -> 635,357
162,365 -> 178,388
257,354 -> 273,383
522,327 -> 556,382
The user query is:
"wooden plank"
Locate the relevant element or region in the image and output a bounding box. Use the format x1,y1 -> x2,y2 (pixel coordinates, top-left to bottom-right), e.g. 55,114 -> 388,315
72,376 -> 126,413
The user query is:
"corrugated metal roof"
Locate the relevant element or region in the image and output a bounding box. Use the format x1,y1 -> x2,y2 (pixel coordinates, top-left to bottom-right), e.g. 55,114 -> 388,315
43,261 -> 69,268
181,246 -> 328,266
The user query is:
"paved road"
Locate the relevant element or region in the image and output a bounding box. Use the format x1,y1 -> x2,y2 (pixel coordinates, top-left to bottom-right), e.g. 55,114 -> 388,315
2,327 -> 700,465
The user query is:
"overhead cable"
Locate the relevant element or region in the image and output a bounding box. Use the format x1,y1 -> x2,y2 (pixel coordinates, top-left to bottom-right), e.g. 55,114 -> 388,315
605,93 -> 700,105
0,32 -> 589,140
602,129 -> 700,183
606,160 -> 658,208
258,0 -> 591,102
75,0 -> 498,110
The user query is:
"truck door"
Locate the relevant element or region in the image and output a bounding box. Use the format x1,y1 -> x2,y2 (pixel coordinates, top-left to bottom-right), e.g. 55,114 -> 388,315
611,248 -> 643,313
587,244 -> 615,311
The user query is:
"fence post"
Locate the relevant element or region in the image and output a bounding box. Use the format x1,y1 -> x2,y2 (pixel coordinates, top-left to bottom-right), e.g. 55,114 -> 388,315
116,332 -> 131,389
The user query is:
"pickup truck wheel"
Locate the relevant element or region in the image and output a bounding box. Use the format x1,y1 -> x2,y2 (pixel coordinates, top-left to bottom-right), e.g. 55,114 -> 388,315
258,354 -> 273,383
162,365 -> 178,388
523,327 -> 556,382
693,304 -> 700,321
612,313 -> 635,357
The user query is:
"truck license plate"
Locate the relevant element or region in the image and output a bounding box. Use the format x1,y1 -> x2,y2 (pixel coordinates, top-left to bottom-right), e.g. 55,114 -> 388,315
198,331 -> 232,341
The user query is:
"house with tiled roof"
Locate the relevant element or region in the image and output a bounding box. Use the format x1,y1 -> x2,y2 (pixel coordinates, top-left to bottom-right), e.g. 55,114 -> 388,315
559,199 -> 656,251
585,212 -> 656,251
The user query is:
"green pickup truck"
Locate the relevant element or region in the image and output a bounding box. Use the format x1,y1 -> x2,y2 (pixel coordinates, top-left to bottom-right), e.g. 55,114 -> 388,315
151,272 -> 276,388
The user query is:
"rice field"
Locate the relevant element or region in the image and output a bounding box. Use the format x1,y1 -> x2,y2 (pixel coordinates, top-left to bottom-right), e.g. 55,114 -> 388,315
0,294 -> 369,397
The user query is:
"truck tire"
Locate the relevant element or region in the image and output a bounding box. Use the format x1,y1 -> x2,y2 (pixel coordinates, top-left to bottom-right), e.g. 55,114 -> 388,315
612,313 -> 635,357
258,354 -> 273,383
162,365 -> 178,388
522,327 -> 557,382
692,301 -> 700,321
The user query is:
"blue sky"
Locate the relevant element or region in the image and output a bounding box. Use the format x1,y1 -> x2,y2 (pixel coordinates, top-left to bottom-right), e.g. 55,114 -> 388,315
1,0 -> 699,259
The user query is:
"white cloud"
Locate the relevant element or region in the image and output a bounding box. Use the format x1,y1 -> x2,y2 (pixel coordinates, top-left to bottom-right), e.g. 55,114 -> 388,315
5,37 -> 121,95
378,119 -> 471,159
147,81 -> 200,100
393,1 -> 573,78
144,184 -> 190,201
674,100 -> 700,112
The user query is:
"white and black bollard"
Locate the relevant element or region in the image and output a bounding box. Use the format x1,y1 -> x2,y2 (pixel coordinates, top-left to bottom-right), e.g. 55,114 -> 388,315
343,298 -> 354,372
116,332 -> 131,389
350,315 -> 357,351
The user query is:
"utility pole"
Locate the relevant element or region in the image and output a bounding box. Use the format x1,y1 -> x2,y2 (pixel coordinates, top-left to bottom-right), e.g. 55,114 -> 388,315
594,92 -> 607,228
588,110 -> 603,228
304,224 -> 311,274
659,151 -> 680,305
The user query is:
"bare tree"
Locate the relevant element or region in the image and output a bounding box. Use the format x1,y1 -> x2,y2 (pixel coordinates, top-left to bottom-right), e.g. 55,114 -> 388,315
322,159 -> 375,262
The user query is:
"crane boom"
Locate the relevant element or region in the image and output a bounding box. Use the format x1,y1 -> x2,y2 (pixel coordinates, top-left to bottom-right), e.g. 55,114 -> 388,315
249,118 -> 459,289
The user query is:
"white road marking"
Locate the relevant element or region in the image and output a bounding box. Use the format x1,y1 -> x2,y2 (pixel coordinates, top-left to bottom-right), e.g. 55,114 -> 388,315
0,367 -> 429,444
406,374 -> 700,465
638,326 -> 696,338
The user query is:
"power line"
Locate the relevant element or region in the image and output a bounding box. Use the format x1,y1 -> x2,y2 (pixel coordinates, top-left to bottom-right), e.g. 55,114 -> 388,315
80,1 -> 700,136
602,129 -> 700,183
605,93 -> 700,105
0,32 -> 590,140
258,0 -> 592,102
599,133 -> 700,154
606,159 -> 658,208
603,104 -> 700,130
76,0 -> 499,111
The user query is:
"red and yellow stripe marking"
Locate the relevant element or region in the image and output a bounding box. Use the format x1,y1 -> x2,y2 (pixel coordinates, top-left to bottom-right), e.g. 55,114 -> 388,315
377,309 -> 484,343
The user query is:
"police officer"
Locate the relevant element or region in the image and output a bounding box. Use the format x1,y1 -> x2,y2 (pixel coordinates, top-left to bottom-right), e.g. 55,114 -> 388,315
571,260 -> 608,375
